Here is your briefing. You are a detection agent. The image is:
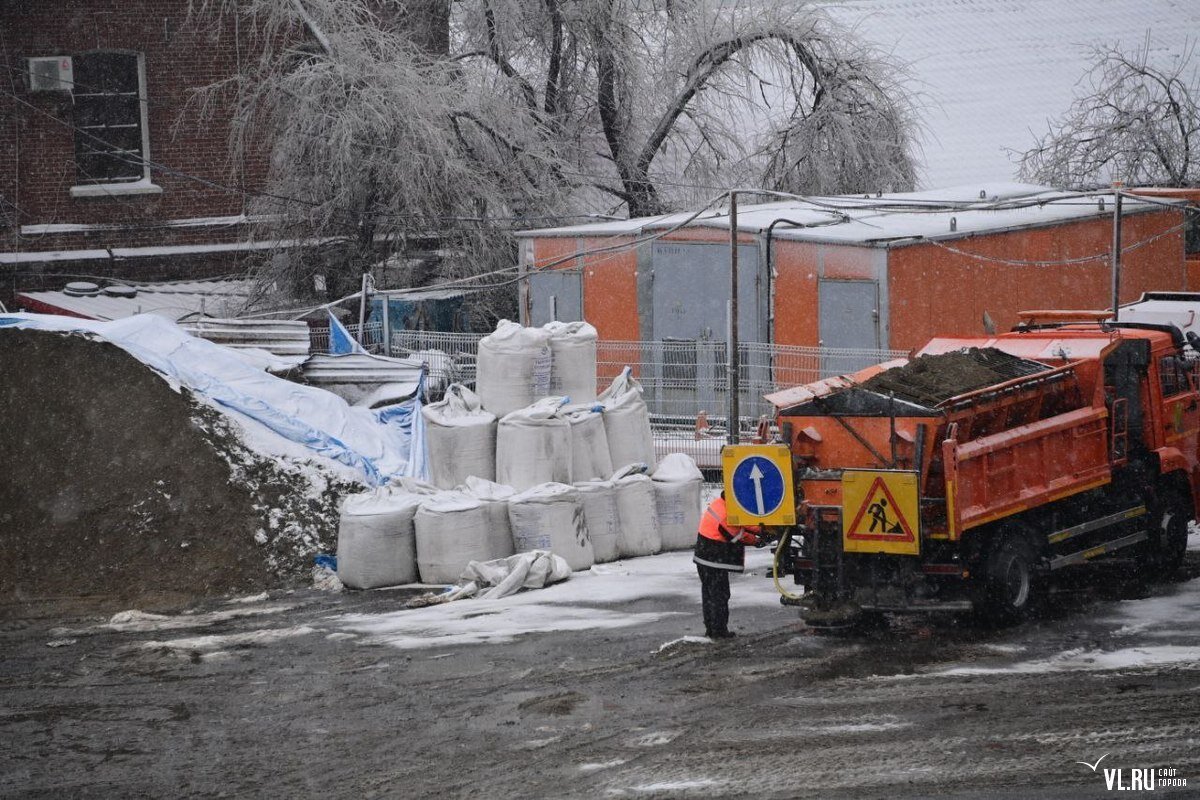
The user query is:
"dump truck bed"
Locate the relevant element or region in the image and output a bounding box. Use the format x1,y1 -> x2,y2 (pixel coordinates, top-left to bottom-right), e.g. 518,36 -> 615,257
776,346 -> 1109,539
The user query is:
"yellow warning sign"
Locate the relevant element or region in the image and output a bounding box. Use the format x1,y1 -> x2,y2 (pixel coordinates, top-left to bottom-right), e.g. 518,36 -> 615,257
841,469 -> 920,555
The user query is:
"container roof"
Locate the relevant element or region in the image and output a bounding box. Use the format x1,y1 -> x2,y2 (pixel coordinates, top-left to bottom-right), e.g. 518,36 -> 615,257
517,185 -> 1170,247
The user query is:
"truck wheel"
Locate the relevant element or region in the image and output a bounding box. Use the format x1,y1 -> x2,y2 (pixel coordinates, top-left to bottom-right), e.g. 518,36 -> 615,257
974,534 -> 1036,624
1144,496 -> 1190,581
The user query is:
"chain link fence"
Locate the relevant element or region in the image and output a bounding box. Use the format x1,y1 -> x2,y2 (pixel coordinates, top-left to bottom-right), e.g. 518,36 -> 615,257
309,325 -> 903,467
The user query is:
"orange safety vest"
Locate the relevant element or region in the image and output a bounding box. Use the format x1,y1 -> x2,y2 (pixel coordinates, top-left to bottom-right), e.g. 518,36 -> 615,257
698,496 -> 759,546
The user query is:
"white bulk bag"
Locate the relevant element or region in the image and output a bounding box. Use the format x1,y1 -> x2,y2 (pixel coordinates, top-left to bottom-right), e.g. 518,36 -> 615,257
476,320 -> 553,416
422,384 -> 497,488
461,476 -> 517,560
611,471 -> 662,557
544,320 -> 598,403
574,479 -> 620,563
337,488 -> 424,589
413,492 -> 496,584
386,476 -> 440,495
652,453 -> 705,550
496,397 -> 572,491
599,367 -> 656,470
563,403 -> 613,482
507,482 -> 594,571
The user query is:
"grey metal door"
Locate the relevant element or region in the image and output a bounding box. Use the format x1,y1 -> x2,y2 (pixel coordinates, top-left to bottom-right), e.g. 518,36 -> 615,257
528,269 -> 582,325
647,242 -> 764,423
649,242 -> 762,341
819,280 -> 880,376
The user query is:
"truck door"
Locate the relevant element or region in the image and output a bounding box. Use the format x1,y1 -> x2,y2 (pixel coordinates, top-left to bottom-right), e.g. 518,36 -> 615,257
1155,353 -> 1200,462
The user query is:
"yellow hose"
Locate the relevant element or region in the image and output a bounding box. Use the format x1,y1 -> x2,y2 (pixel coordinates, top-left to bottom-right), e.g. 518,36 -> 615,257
772,528 -> 805,601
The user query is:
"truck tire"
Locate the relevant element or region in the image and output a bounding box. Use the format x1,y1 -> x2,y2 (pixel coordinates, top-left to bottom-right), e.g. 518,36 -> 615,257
1143,495 -> 1190,581
974,533 -> 1036,623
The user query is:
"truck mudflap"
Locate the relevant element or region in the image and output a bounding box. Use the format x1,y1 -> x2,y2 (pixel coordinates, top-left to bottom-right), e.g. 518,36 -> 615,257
786,512 -> 973,619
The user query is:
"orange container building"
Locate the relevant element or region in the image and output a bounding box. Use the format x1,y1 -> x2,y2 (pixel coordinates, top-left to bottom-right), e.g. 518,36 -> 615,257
516,184 -> 1190,352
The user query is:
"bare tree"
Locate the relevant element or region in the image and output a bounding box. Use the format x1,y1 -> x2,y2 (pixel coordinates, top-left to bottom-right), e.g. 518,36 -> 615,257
1018,41 -> 1200,188
190,0 -> 566,312
458,0 -> 920,215
191,0 -> 918,315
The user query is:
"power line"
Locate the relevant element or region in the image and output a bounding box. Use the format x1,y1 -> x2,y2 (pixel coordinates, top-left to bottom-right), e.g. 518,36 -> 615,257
925,221 -> 1190,268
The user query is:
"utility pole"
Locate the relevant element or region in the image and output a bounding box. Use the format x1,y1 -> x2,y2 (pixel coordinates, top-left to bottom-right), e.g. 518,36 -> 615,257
357,273 -> 370,346
728,191 -> 739,445
1111,183 -> 1124,315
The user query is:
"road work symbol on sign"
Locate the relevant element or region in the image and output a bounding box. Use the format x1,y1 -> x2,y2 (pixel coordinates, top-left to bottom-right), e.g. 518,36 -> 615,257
842,469 -> 920,555
721,445 -> 796,527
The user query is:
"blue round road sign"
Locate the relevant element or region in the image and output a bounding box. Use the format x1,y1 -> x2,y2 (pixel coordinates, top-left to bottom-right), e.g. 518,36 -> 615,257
730,456 -> 785,517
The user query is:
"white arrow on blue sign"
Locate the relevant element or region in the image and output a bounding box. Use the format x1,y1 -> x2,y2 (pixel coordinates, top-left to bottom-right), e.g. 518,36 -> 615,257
730,455 -> 786,517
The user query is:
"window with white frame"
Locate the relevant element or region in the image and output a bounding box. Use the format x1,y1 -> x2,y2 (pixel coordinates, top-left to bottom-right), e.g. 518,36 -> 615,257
70,51 -> 156,193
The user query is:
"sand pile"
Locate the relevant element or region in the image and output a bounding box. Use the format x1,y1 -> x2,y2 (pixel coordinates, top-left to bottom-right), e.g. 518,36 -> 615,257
861,347 -> 1050,407
0,328 -> 357,608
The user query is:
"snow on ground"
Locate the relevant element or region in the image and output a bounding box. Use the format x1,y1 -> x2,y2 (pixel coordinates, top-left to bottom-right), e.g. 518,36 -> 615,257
942,645 -> 1200,676
138,626 -> 318,655
337,549 -> 781,650
938,567 -> 1200,676
101,604 -> 300,633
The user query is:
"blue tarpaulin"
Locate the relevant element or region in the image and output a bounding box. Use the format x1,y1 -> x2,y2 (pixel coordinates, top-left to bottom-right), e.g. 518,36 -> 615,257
0,313 -> 428,485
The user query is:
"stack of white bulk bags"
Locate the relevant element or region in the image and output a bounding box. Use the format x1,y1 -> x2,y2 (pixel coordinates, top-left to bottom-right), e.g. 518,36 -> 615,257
496,397 -> 572,490
599,367 -> 656,470
611,464 -> 662,557
461,476 -> 517,560
475,320 -> 553,416
562,403 -> 613,482
507,482 -> 594,571
422,384 -> 497,488
652,453 -> 704,550
337,487 -> 428,589
574,479 -> 620,563
545,321 -> 598,403
413,492 -> 496,584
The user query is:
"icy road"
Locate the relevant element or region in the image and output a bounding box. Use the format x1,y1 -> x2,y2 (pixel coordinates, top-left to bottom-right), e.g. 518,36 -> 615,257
4,544 -> 1200,798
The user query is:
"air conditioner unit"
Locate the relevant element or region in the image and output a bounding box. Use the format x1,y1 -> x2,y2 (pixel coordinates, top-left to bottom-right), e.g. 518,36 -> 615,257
27,56 -> 73,92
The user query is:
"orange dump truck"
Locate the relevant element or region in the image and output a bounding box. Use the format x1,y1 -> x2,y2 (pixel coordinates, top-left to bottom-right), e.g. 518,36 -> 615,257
757,294 -> 1200,622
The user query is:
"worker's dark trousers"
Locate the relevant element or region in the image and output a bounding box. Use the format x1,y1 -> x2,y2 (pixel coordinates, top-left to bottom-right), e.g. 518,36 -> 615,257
696,564 -> 732,636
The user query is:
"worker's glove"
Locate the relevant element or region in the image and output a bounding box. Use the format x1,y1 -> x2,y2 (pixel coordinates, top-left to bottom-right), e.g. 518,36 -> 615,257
753,530 -> 781,548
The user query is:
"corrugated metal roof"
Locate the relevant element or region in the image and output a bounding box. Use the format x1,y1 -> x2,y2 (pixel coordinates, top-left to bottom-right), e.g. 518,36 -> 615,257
181,318 -> 311,360
15,279 -> 254,322
518,187 -> 1169,245
302,353 -> 425,406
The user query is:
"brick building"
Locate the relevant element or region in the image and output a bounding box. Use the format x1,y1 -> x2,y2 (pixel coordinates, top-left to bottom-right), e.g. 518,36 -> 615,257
0,1 -> 273,304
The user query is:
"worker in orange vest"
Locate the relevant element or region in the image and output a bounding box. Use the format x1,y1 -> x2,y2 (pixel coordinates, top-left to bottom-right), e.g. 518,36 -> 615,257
693,492 -> 761,639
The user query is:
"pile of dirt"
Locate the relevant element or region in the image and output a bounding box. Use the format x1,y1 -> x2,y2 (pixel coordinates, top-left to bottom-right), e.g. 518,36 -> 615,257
0,328 -> 358,609
860,347 -> 1049,407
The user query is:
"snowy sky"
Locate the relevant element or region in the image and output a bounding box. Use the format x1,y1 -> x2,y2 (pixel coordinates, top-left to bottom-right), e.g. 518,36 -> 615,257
820,0 -> 1200,188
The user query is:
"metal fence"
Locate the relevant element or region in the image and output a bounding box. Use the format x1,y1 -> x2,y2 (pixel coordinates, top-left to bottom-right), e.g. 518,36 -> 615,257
309,322 -> 386,354
596,340 -> 904,467
309,325 -> 904,467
